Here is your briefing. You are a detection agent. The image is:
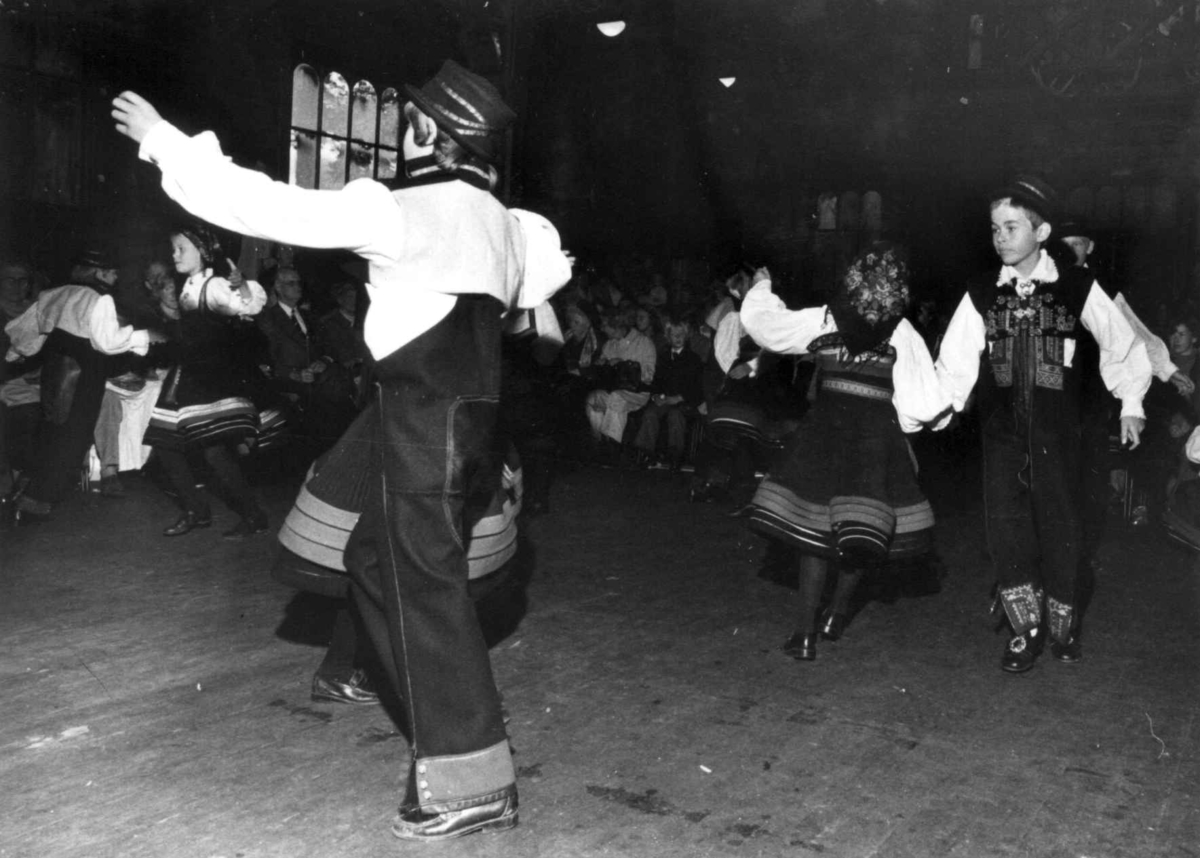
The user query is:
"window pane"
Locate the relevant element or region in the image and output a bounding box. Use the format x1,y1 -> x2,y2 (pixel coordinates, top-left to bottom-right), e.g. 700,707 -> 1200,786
349,140 -> 374,182
322,71 -> 350,136
320,135 -> 346,190
351,79 -> 377,143
379,88 -> 401,149
292,65 -> 320,130
290,128 -> 317,188
377,147 -> 398,180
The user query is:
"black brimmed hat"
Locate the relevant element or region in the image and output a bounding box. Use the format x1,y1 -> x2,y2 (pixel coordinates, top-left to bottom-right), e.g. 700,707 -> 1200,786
1056,219 -> 1092,240
990,174 -> 1061,224
75,248 -> 117,270
404,60 -> 515,164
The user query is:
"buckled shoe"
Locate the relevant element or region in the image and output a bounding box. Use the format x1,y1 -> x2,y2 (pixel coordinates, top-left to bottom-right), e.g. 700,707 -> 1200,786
1001,628 -> 1043,673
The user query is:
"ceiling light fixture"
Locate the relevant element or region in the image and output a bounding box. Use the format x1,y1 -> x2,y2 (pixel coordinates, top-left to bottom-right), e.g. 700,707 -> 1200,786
596,20 -> 626,37
719,77 -> 736,88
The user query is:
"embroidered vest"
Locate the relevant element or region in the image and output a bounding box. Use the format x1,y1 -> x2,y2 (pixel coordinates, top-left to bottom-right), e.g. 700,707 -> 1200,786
966,264 -> 1092,431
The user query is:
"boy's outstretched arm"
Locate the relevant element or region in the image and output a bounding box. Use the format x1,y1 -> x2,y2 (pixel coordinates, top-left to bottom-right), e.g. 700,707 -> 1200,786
109,92 -> 397,256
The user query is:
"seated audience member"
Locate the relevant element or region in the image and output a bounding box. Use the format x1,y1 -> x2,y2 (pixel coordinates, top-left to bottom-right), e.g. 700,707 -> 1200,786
632,315 -> 704,469
317,279 -> 369,386
258,266 -> 354,453
4,249 -> 161,522
585,304 -> 656,461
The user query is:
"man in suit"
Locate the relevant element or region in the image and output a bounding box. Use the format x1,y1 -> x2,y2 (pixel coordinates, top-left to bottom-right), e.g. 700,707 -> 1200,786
632,315 -> 704,469
258,266 -> 353,452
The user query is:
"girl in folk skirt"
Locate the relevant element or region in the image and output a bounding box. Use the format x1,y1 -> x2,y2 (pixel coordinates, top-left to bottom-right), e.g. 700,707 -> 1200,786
740,244 -> 951,660
146,225 -> 273,538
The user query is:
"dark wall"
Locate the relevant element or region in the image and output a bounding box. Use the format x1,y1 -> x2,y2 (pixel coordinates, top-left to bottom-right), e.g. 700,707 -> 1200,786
3,0 -> 1198,315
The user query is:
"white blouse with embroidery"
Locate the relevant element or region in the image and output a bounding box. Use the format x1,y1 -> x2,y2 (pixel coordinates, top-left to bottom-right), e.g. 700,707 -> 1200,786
178,269 -> 267,317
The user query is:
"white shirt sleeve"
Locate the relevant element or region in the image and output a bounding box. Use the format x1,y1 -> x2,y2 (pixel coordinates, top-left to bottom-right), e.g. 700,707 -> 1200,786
890,319 -> 953,433
139,121 -> 400,262
1114,292 -> 1177,382
199,276 -> 268,318
739,280 -> 833,356
1081,283 -> 1151,419
4,301 -> 41,360
87,294 -> 150,355
933,291 -> 986,424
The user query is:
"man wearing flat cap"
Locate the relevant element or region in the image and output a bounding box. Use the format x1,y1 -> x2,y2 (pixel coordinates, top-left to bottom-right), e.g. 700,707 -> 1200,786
113,59 -> 572,841
5,248 -> 162,522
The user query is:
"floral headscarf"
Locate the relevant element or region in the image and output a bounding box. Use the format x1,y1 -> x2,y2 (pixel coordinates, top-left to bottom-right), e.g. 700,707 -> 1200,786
830,242 -> 911,356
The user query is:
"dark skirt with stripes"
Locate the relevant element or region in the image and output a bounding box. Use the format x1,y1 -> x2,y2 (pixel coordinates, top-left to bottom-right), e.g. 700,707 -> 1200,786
746,369 -> 934,565
272,403 -> 522,598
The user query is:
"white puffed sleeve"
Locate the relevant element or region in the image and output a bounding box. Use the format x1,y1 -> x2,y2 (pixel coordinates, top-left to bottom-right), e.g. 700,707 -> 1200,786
933,291 -> 987,425
889,319 -> 953,433
739,280 -> 833,355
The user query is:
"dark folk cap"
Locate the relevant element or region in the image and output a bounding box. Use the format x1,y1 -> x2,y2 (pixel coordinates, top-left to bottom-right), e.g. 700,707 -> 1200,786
404,59 -> 516,164
990,174 -> 1061,225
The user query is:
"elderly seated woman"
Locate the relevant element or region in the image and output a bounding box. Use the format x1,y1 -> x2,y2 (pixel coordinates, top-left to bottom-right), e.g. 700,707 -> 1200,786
585,305 -> 656,462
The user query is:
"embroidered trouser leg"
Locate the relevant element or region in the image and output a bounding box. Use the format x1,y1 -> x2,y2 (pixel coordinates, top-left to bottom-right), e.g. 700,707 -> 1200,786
345,298 -> 513,814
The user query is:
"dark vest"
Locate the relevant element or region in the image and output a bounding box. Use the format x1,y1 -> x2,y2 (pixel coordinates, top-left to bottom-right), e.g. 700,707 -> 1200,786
966,264 -> 1094,433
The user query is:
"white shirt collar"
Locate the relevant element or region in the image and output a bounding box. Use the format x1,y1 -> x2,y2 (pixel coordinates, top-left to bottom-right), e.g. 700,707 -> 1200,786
997,249 -> 1059,290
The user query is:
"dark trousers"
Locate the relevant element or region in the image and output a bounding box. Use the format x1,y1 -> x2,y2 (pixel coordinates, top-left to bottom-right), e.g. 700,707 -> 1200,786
634,401 -> 690,456
982,417 -> 1082,629
26,333 -> 109,505
344,297 -> 512,813
1078,413 -> 1113,563
0,400 -> 40,491
157,444 -> 258,519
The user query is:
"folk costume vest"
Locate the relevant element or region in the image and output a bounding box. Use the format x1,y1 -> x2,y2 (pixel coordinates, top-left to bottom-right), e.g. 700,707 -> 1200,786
966,263 -> 1093,434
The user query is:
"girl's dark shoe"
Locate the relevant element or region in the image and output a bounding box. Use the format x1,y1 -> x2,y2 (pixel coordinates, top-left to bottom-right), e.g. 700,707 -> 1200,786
819,611 -> 848,641
163,510 -> 213,537
222,514 -> 268,540
782,632 -> 818,661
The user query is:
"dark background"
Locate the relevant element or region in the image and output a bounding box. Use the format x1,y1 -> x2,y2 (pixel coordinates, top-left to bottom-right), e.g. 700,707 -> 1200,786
2,0 -> 1199,314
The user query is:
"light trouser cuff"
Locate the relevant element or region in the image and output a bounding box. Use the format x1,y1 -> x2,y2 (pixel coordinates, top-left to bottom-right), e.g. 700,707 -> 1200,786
413,739 -> 515,812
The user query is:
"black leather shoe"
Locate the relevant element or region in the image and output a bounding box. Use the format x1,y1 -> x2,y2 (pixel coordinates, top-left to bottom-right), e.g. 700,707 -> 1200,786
782,632 -> 818,661
391,793 -> 518,842
1050,635 -> 1082,663
223,515 -> 268,540
820,611 -> 847,642
163,511 -> 212,537
311,668 -> 380,705
1001,630 -> 1043,673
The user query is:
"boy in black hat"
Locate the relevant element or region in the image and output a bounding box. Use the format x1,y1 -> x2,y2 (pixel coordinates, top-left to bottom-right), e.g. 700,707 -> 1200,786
4,248 -> 163,521
934,176 -> 1152,672
113,60 -> 571,841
